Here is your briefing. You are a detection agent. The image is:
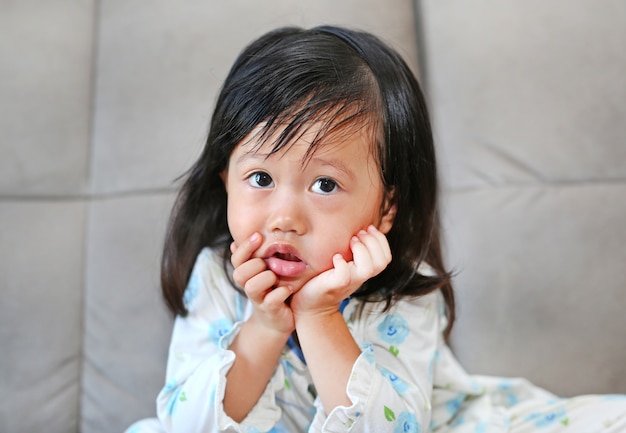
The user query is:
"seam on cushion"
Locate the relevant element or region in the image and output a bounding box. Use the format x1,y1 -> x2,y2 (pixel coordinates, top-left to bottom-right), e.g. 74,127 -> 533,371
412,0 -> 431,93
78,0 -> 103,430
445,178 -> 626,194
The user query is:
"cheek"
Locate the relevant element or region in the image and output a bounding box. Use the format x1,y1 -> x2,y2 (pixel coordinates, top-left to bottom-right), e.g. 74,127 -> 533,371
226,197 -> 252,245
321,205 -> 382,264
315,230 -> 354,269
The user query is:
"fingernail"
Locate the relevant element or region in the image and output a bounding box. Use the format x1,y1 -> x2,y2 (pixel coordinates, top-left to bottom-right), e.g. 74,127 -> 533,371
250,233 -> 260,242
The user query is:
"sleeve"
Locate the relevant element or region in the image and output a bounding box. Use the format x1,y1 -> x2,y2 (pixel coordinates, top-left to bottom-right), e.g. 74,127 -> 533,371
308,292 -> 443,433
155,248 -> 285,433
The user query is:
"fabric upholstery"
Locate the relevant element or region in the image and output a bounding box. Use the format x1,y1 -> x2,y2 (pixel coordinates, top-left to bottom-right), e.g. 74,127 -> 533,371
1,1 -> 624,432
420,0 -> 626,396
1,1 -> 420,432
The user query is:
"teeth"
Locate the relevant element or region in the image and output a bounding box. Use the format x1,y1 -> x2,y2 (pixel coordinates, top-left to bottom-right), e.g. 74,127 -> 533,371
276,253 -> 299,261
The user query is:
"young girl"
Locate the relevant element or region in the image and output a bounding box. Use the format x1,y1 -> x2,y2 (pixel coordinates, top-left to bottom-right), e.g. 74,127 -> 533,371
127,26 -> 626,433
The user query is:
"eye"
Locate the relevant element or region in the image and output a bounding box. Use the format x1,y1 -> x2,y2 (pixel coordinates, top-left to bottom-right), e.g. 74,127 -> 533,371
247,171 -> 274,188
311,177 -> 338,194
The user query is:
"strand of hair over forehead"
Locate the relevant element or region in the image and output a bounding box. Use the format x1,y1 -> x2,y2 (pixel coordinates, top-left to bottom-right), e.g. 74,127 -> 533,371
252,97 -> 379,164
309,26 -> 409,181
238,26 -> 384,164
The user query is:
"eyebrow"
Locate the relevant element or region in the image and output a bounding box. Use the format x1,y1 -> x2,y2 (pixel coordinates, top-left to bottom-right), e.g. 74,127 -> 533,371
236,152 -> 356,181
236,152 -> 268,164
309,156 -> 356,181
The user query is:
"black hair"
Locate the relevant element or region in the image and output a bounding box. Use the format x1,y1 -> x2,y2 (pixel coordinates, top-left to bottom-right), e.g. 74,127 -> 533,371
161,25 -> 455,337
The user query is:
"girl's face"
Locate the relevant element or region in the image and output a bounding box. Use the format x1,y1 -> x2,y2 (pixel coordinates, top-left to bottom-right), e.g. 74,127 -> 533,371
221,121 -> 395,292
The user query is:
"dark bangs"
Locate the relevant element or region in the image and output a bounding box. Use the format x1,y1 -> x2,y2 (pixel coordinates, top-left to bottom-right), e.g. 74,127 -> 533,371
209,27 -> 383,169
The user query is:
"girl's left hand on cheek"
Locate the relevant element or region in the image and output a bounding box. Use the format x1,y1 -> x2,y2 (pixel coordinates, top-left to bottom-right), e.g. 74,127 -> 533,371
291,225 -> 392,316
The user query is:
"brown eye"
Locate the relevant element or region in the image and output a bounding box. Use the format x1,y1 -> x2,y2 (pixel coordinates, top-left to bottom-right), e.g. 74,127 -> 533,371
248,172 -> 274,188
312,178 -> 337,194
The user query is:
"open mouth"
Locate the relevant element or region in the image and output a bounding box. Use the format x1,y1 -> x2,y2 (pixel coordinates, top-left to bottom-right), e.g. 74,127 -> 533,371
274,252 -> 301,262
264,245 -> 307,277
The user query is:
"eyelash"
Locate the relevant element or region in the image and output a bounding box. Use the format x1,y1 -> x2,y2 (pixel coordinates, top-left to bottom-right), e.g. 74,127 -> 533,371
246,172 -> 339,194
311,177 -> 338,194
247,171 -> 274,188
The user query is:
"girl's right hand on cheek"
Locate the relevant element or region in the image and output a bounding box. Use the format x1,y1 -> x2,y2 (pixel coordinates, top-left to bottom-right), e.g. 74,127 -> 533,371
231,233 -> 296,336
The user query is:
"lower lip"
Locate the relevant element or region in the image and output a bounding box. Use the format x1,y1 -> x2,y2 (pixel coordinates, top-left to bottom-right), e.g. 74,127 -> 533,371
265,256 -> 308,277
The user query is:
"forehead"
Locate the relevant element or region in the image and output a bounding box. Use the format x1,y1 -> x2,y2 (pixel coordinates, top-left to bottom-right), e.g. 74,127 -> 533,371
236,114 -> 380,165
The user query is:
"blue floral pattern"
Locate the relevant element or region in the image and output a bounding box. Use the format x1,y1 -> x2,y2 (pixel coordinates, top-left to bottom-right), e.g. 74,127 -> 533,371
208,318 -> 233,344
394,411 -> 420,433
183,272 -> 200,311
525,406 -> 568,428
379,367 -> 409,394
377,313 -> 410,356
360,342 -> 376,364
474,422 -> 489,433
497,381 -> 519,406
445,393 -> 466,417
377,314 -> 409,345
161,380 -> 184,415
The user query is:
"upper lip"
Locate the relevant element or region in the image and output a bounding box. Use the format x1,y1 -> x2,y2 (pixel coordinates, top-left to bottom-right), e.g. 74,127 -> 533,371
262,243 -> 304,262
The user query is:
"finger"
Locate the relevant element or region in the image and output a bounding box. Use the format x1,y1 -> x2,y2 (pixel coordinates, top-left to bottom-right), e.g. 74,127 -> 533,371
367,225 -> 392,257
331,253 -> 351,287
231,232 -> 262,268
350,235 -> 375,279
358,226 -> 392,270
243,270 -> 278,303
262,285 -> 294,311
232,257 -> 267,288
302,254 -> 352,296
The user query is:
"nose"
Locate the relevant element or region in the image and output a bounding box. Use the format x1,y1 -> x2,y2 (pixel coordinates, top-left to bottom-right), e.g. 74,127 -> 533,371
266,190 -> 306,235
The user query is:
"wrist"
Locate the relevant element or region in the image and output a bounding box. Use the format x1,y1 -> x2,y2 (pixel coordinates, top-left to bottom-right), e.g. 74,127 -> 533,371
247,311 -> 294,342
294,308 -> 344,329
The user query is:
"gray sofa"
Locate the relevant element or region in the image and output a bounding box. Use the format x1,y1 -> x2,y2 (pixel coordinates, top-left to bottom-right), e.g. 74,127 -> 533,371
1,1 -> 624,432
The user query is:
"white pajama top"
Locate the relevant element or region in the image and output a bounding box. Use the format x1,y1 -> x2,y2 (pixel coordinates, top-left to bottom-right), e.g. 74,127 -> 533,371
127,248 -> 626,433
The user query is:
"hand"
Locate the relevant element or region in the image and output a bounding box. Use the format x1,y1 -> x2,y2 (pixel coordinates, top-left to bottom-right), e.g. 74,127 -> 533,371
290,225 -> 392,318
231,232 -> 295,336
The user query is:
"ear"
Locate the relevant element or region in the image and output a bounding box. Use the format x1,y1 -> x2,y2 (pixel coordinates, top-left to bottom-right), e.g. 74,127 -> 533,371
220,169 -> 228,192
378,192 -> 396,234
